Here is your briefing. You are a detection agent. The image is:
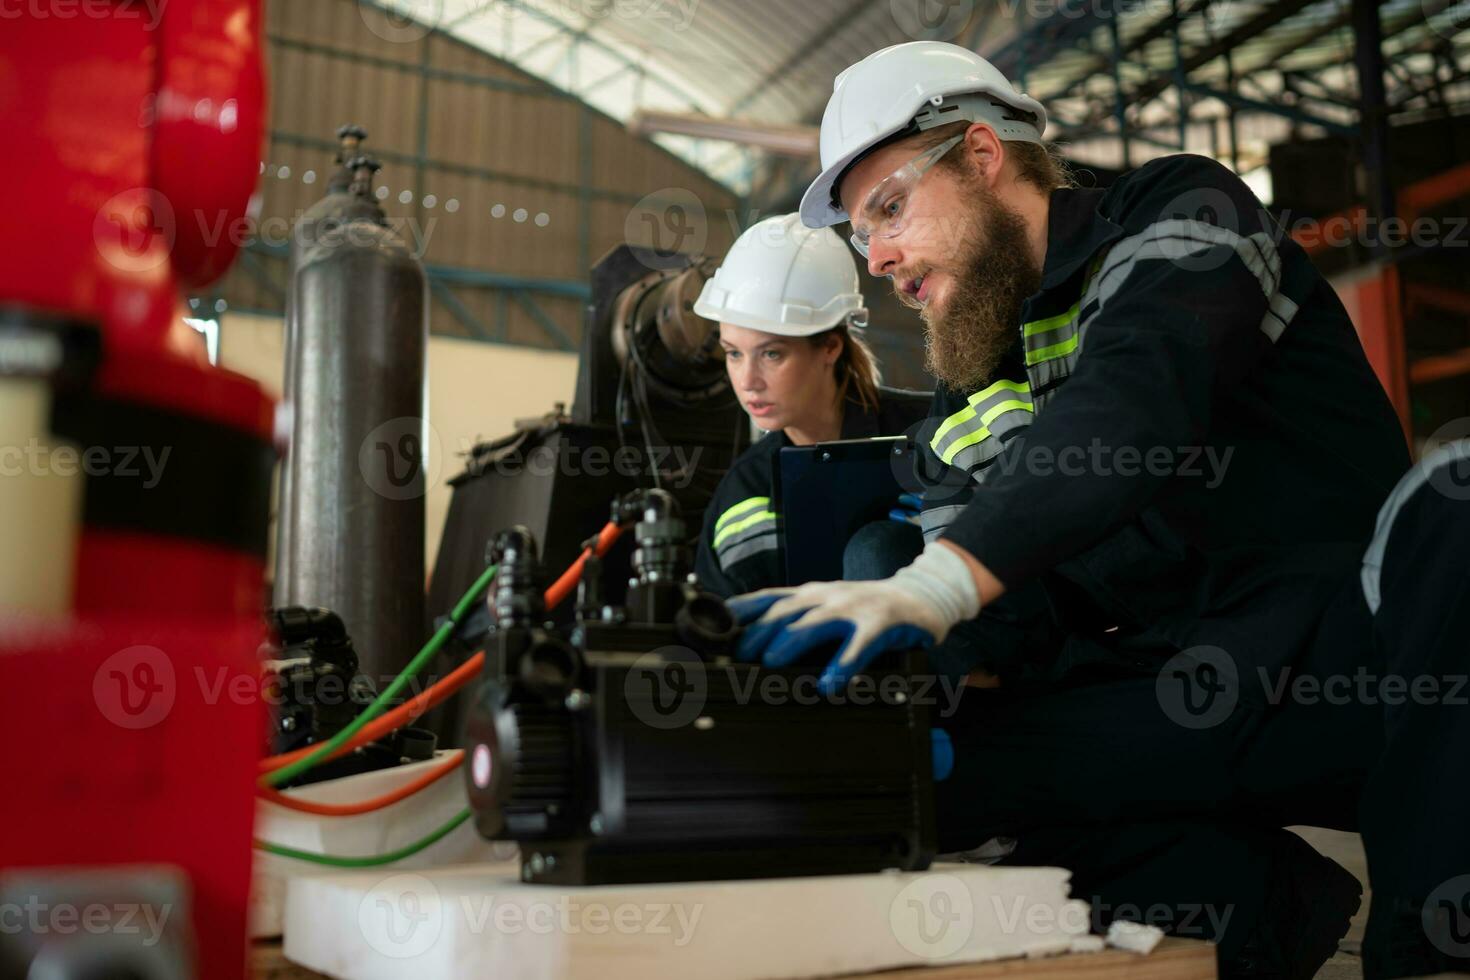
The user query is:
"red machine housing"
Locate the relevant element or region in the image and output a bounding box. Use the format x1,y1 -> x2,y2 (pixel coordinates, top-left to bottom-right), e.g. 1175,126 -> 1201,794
1,3 -> 273,977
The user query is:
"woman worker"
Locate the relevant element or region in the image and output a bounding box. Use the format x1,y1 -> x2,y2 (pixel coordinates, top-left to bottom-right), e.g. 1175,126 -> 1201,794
692,213 -> 932,598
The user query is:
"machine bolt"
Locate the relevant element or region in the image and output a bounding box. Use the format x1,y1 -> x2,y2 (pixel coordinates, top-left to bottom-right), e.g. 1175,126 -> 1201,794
529,853 -> 546,874
589,814 -> 604,835
564,690 -> 591,711
281,715 -> 297,731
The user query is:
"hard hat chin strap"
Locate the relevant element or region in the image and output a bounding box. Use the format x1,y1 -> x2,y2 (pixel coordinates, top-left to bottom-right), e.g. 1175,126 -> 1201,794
911,93 -> 1044,145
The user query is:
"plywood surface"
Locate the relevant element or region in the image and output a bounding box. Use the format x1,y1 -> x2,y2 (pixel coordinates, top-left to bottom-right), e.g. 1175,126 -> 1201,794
254,936 -> 1216,980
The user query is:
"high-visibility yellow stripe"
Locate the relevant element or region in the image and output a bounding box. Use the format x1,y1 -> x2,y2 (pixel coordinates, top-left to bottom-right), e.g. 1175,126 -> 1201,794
1022,301 -> 1081,338
714,496 -> 769,532
931,379 -> 1032,444
712,509 -> 777,550
1025,332 -> 1080,367
938,398 -> 1034,465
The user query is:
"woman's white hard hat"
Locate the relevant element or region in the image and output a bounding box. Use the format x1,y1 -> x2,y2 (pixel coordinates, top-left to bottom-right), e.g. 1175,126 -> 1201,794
693,213 -> 867,337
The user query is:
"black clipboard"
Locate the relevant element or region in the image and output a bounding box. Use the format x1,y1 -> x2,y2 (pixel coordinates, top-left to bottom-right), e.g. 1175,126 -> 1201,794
774,436 -> 915,585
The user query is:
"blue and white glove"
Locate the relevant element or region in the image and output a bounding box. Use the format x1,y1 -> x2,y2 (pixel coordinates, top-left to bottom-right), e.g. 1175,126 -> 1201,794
889,492 -> 923,525
728,542 -> 982,694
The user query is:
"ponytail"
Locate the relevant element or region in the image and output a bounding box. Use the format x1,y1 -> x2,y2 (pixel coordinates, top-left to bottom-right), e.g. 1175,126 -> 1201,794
811,322 -> 881,414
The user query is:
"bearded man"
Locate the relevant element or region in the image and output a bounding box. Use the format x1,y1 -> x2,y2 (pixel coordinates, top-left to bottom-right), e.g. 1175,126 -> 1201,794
731,41 -> 1470,980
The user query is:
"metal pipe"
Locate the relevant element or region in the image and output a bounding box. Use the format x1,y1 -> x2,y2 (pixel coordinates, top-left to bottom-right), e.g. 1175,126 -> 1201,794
1353,0 -> 1396,260
1109,12 -> 1131,170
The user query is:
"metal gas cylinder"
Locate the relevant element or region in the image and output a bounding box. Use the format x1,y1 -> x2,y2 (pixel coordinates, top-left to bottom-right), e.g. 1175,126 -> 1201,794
274,148 -> 429,682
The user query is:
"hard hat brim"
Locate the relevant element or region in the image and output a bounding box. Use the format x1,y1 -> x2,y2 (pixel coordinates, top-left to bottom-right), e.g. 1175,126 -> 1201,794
692,298 -> 861,338
799,145 -> 870,230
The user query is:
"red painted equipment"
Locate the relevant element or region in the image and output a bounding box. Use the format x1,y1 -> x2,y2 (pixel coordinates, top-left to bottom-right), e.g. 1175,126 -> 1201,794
0,3 -> 273,978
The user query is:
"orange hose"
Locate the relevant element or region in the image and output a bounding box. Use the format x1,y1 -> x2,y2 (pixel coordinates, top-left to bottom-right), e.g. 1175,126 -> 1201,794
258,651 -> 485,774
259,522 -> 625,778
258,751 -> 464,815
545,522 -> 623,610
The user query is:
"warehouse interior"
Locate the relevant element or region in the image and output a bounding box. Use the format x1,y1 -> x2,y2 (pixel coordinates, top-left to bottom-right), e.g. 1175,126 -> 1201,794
5,1 -> 1470,978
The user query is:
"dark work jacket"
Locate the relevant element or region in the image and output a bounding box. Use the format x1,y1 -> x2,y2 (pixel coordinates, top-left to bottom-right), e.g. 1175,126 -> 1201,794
917,154 -> 1410,696
695,387 -> 933,598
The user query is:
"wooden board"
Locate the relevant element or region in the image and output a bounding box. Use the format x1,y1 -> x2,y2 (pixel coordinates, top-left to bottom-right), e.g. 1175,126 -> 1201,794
254,937 -> 1216,980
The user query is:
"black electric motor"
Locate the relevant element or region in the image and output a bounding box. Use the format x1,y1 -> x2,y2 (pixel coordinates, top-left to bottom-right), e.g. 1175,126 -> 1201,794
462,490 -> 936,885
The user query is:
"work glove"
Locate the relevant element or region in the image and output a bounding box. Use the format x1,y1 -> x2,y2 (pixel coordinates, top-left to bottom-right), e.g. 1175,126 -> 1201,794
728,542 -> 982,695
888,492 -> 923,525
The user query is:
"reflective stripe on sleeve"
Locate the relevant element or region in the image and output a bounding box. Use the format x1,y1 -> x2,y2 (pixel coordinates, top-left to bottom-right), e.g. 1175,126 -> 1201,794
929,379 -> 1035,469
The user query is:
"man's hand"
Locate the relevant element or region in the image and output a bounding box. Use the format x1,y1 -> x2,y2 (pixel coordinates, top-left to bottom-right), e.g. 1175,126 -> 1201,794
728,542 -> 984,694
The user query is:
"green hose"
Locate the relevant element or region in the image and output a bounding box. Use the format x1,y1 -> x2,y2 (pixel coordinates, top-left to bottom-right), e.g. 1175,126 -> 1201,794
255,808 -> 473,867
262,563 -> 499,788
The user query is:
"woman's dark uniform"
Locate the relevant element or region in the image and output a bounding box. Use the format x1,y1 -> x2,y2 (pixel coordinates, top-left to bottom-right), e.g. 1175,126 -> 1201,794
694,387 -> 933,597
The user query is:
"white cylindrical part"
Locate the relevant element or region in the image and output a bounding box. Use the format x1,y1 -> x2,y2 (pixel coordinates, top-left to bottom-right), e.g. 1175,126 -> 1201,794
0,378 -> 83,616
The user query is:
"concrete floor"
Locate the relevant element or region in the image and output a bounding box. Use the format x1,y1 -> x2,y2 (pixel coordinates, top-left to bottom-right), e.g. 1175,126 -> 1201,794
1293,827 -> 1368,980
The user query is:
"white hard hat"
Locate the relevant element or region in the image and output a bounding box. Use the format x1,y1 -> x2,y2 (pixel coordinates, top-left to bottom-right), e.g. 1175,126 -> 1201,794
799,41 -> 1047,229
693,213 -> 867,337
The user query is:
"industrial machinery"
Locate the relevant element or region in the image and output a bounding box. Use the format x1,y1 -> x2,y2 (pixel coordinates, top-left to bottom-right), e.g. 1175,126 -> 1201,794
2,4 -> 272,978
462,490 -> 937,885
263,606 -> 439,785
428,245 -> 751,743
274,129 -> 430,684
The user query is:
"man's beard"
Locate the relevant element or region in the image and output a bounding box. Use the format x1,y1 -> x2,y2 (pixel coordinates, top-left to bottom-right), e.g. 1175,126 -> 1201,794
901,187 -> 1041,392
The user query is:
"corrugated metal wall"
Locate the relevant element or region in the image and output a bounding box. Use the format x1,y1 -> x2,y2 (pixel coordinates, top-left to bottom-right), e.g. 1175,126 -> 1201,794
209,0 -> 743,351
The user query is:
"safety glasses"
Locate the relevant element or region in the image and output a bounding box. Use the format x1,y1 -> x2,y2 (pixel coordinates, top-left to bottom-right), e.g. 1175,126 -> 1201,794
849,134 -> 965,259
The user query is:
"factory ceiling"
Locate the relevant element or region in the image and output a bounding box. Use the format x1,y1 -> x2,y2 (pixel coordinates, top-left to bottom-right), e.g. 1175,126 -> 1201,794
366,0 -> 1469,196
